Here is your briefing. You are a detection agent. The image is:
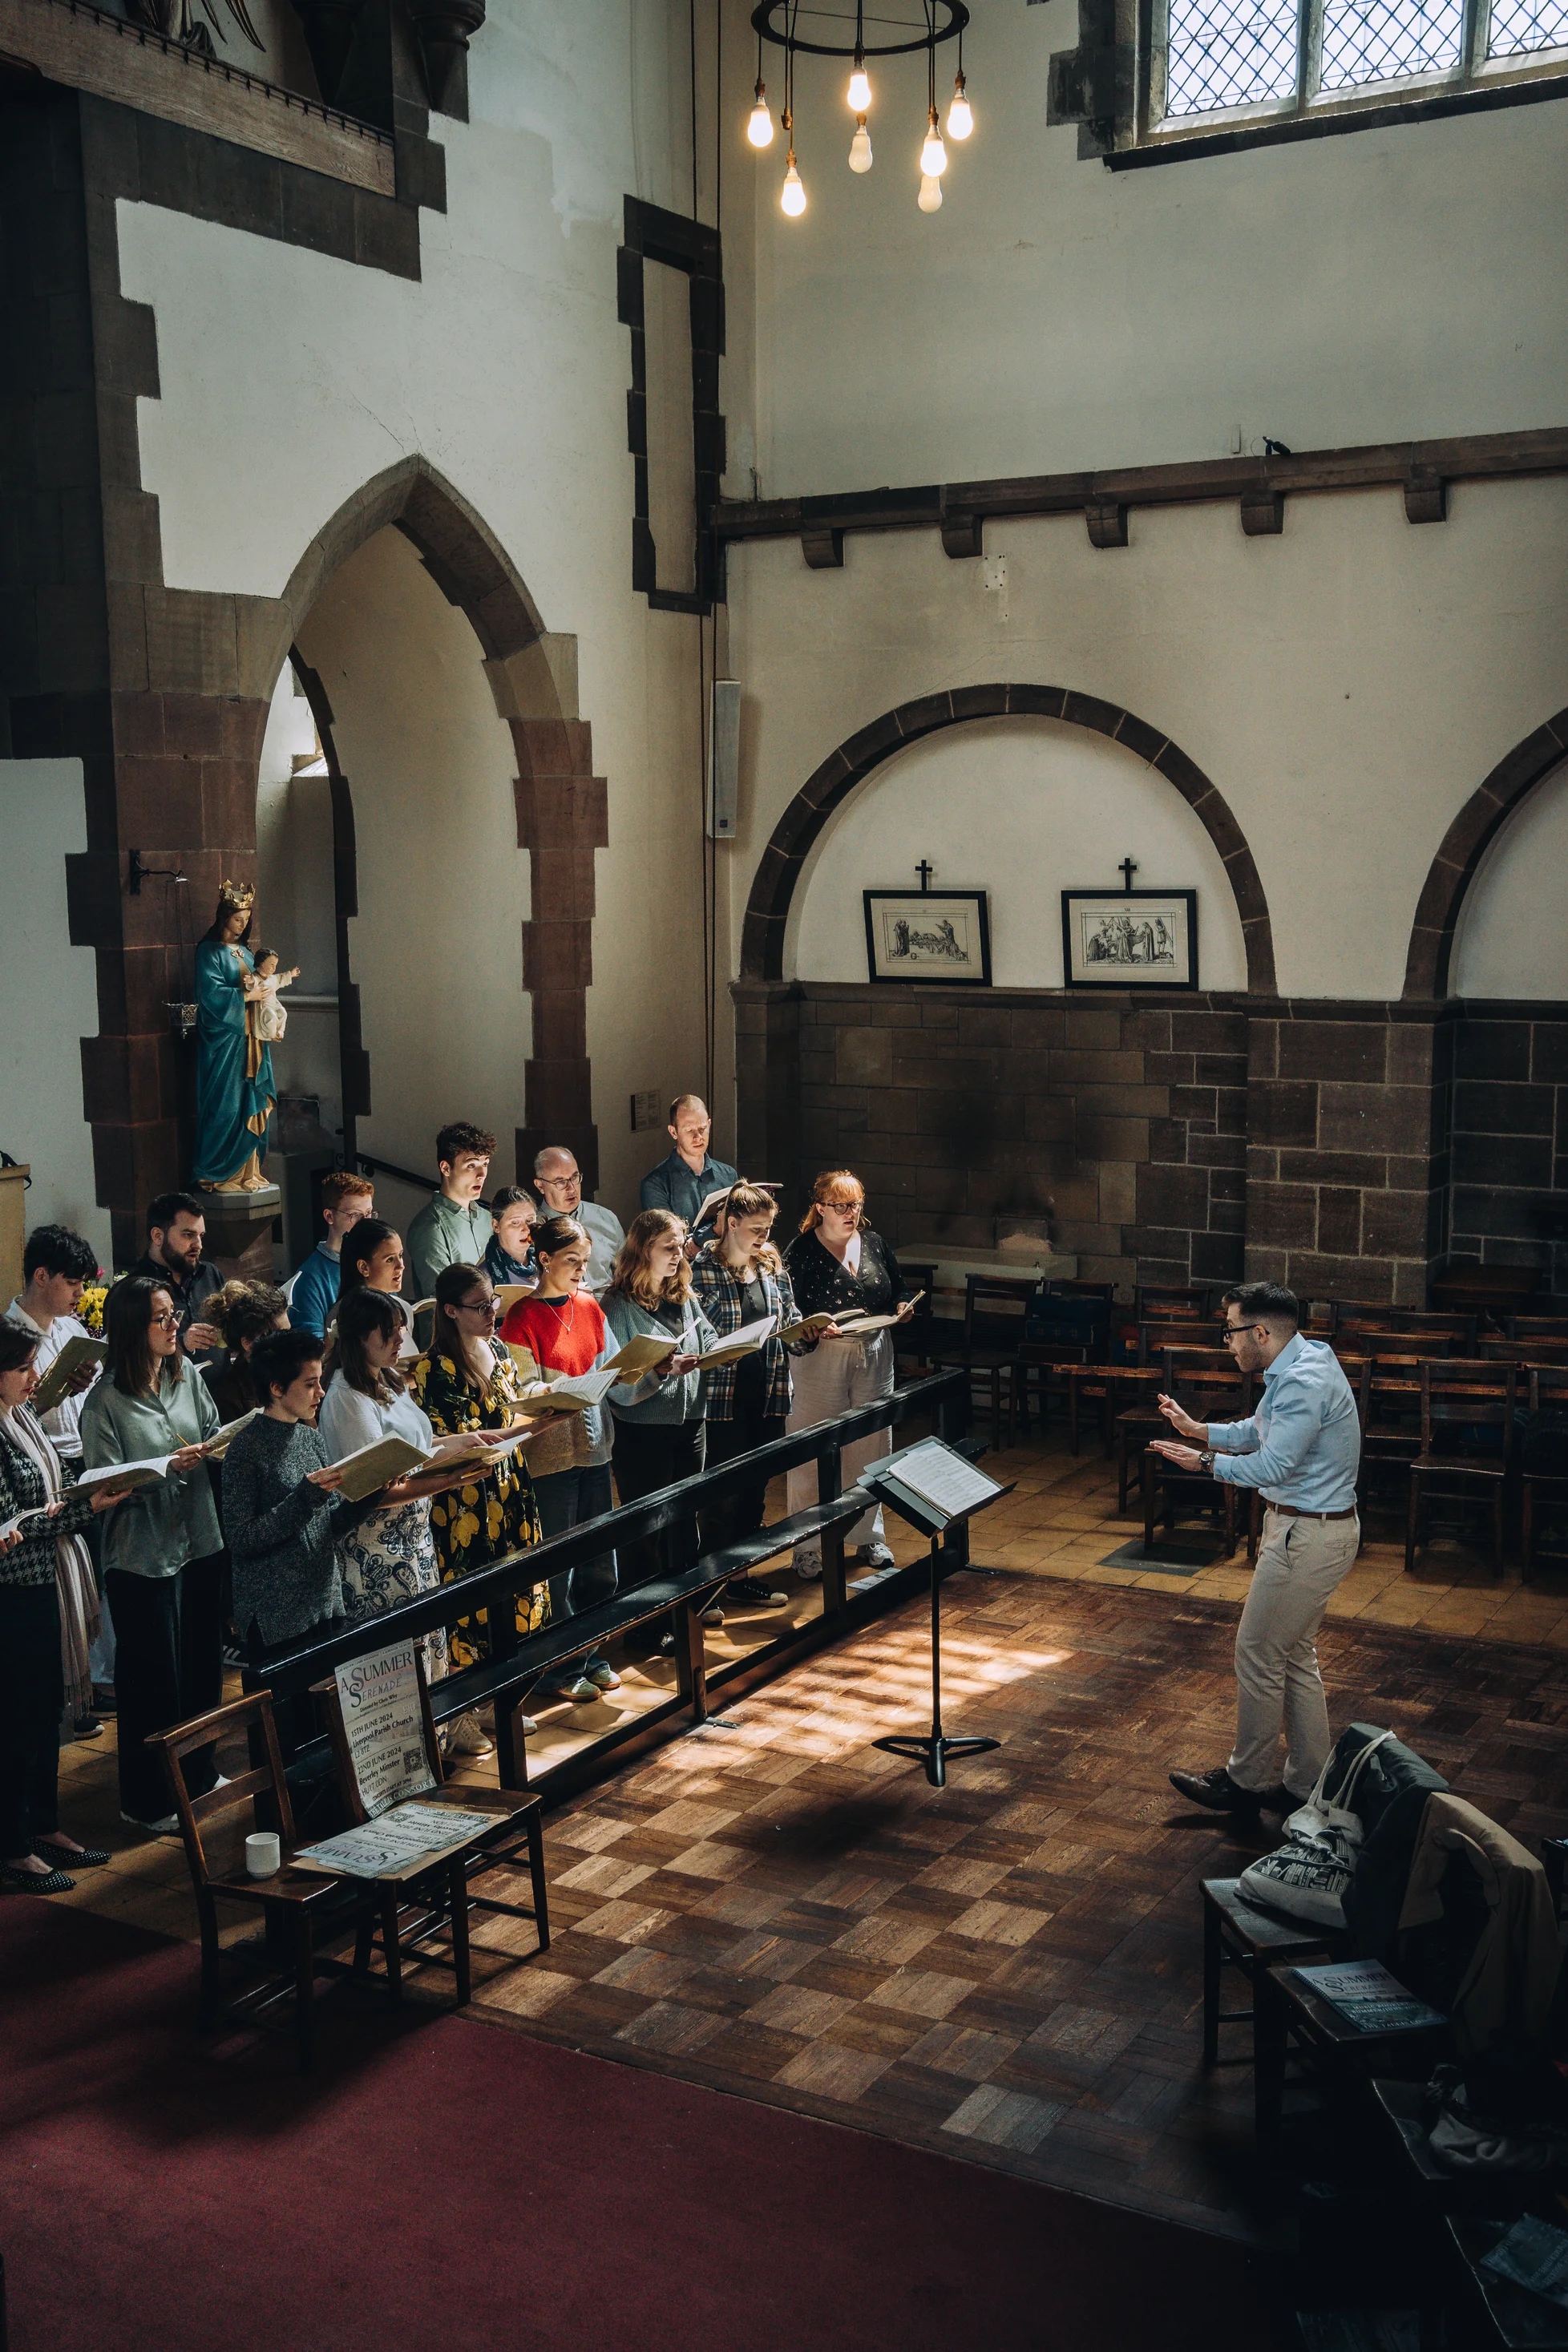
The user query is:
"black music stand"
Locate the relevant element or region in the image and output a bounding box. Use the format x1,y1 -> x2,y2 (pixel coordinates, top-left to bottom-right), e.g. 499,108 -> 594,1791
863,1439 -> 1012,1788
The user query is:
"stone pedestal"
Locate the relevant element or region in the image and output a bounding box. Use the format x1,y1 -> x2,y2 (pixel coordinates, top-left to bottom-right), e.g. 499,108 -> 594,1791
199,1188 -> 282,1285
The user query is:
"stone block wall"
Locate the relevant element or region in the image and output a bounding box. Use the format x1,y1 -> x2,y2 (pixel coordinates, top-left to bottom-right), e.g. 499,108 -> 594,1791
735,980 -> 1568,1304
1449,1005 -> 1568,1290
1243,1004 -> 1453,1307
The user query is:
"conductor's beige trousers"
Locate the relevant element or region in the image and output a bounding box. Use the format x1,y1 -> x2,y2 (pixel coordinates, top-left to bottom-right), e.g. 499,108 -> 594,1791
1227,1505 -> 1360,1799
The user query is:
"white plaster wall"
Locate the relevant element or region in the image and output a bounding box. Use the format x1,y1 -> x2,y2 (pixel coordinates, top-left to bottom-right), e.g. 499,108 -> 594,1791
727,476 -> 1568,1001
112,0 -> 732,1212
0,761 -> 113,1267
294,529 -> 531,1179
792,716 -> 1248,988
255,666 -> 342,1128
1452,759 -> 1568,1000
737,8 -> 1568,494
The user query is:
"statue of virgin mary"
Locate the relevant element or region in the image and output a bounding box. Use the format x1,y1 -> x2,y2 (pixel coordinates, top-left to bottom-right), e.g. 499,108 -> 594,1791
192,879 -> 276,1191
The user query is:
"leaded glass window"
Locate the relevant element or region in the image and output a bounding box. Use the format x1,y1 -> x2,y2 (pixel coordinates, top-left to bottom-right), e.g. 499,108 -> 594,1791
1319,0 -> 1462,86
1166,0 -> 1299,111
1487,0 -> 1568,55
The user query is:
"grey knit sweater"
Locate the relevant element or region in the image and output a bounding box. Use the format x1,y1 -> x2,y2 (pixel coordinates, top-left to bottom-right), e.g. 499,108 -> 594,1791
221,1414 -> 367,1649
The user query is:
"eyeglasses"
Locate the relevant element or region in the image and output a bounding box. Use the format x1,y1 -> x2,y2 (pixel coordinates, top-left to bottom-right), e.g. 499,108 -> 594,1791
458,1296 -> 499,1317
1220,1322 -> 1259,1346
150,1311 -> 180,1330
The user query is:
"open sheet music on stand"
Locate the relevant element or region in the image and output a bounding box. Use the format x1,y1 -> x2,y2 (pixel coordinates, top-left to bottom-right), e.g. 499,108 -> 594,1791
861,1438 -> 1011,1788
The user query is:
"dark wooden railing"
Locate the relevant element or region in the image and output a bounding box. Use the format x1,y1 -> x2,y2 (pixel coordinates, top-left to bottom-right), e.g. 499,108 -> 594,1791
243,1368 -> 971,1804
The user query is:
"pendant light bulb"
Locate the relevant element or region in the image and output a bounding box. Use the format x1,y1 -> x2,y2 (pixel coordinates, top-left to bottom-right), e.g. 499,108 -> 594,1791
948,72 -> 973,139
781,152 -> 806,216
847,62 -> 871,111
747,81 -> 774,148
917,172 -> 943,212
920,109 -> 948,177
848,115 -> 872,172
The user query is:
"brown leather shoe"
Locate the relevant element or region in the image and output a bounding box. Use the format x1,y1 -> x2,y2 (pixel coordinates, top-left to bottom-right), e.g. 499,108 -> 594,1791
1169,1766 -> 1263,1817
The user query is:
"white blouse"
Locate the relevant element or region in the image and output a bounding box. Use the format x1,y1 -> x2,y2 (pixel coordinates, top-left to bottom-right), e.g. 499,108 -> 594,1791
318,1372 -> 435,1462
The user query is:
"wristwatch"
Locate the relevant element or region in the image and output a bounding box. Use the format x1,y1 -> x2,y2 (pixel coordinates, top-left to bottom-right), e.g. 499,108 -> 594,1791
1198,1448 -> 1215,1473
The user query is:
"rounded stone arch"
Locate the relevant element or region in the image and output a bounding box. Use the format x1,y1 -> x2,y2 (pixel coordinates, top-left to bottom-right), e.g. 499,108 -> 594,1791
741,684 -> 1277,994
1403,705 -> 1568,1000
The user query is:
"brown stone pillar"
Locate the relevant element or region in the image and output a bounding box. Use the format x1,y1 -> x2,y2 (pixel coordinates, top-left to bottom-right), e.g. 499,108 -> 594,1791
511,718 -> 606,1194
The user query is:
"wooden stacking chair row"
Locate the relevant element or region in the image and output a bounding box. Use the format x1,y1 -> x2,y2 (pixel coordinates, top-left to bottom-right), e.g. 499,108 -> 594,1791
1508,1315 -> 1568,1343
1138,1356 -> 1258,1546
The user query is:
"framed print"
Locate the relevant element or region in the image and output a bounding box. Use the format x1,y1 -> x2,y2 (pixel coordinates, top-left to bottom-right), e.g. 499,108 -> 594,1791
1061,889 -> 1198,990
863,890 -> 992,987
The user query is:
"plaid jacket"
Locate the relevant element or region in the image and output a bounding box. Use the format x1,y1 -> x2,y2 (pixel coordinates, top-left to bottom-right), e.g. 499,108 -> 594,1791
690,1245 -> 805,1423
0,1412 -> 96,1592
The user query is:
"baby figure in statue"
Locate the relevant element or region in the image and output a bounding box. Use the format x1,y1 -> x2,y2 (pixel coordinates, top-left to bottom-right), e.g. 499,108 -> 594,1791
244,948 -> 299,1044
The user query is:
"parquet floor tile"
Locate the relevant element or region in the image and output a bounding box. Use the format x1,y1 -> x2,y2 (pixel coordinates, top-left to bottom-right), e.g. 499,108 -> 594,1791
468,1565 -> 1568,2245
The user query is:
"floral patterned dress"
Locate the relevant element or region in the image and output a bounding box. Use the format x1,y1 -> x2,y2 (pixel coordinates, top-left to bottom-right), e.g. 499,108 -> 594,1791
411,1343 -> 548,1671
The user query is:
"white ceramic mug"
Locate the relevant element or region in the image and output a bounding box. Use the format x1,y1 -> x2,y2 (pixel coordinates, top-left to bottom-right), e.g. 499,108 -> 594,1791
244,1831 -> 281,1879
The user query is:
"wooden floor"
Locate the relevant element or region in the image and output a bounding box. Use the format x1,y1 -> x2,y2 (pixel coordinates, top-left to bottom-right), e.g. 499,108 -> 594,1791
34,1420 -> 1568,2241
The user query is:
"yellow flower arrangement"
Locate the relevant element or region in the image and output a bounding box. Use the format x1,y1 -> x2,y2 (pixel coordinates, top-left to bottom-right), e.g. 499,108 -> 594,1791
78,1283 -> 110,1336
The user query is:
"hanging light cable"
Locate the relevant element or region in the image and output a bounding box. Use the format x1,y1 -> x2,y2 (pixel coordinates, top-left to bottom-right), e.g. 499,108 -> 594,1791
847,1 -> 871,109
948,20 -> 973,137
780,8 -> 806,215
917,5 -> 944,206
747,22 -> 774,145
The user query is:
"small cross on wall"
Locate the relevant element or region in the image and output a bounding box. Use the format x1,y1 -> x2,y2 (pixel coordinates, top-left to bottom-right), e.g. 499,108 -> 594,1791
1119,857 -> 1138,894
915,859 -> 935,894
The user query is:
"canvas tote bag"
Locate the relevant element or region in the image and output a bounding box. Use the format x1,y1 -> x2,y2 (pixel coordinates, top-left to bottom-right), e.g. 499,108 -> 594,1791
1238,1731 -> 1396,1929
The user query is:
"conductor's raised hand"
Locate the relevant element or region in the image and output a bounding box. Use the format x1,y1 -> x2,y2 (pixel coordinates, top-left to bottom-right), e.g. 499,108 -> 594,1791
1156,1393 -> 1207,1442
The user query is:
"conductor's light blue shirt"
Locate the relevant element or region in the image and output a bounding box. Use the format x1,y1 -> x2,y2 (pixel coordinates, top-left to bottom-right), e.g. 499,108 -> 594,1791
1206,1332 -> 1361,1512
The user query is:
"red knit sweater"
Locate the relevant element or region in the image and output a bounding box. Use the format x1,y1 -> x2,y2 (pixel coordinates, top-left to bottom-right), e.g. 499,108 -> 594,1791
501,1291 -> 607,1379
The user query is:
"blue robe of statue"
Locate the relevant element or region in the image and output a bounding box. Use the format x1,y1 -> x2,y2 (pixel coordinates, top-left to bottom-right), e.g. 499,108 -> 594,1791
192,939 -> 275,1186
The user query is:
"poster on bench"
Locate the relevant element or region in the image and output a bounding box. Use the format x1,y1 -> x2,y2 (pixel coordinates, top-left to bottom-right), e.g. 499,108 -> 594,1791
335,1639 -> 437,1817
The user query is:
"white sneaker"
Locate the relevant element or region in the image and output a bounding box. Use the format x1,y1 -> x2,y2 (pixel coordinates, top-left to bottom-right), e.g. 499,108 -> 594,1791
446,1711 -> 495,1756
584,1663 -> 621,1691
855,1543 -> 895,1570
121,1809 -> 180,1836
794,1547 -> 822,1581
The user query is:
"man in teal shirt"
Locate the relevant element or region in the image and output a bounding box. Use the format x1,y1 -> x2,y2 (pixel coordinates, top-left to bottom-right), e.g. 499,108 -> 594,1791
406,1121 -> 496,1301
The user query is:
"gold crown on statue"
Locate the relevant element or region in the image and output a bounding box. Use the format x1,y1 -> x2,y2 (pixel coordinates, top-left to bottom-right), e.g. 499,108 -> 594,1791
216,878 -> 256,911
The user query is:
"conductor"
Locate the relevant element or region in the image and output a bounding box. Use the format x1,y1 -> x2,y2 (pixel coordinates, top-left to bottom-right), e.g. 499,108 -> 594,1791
1149,1282 -> 1361,1821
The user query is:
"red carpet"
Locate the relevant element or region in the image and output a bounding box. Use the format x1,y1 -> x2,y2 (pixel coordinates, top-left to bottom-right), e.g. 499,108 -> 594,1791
1,1903 -> 1288,2351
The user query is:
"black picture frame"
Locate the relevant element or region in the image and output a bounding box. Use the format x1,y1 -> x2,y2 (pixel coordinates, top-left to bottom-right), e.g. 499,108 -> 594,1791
863,890 -> 992,987
1060,889 -> 1199,990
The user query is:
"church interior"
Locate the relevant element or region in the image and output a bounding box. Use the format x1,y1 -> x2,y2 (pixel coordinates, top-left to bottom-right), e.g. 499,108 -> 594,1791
2,0 -> 1567,2343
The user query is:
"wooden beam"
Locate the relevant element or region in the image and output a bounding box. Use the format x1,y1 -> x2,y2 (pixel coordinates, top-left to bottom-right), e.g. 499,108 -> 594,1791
716,426 -> 1568,558
0,0 -> 394,196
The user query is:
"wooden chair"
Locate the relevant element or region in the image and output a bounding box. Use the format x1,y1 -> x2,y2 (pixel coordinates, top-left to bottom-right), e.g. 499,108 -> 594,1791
1015,1341 -> 1088,1441
926,1274 -> 1039,1449
1142,1367 -> 1250,1558
1507,1315 -> 1568,1344
1353,1346 -> 1439,1526
312,1647 -> 548,2006
1340,1320 -> 1453,1358
1134,1283 -> 1214,1328
1406,1360 -> 1518,1578
1328,1299 -> 1400,1333
145,1691 -> 378,2072
1522,1365 -> 1568,1585
1388,1310 -> 1479,1352
1478,1337 -> 1568,1368
889,1259 -> 938,1370
1113,1347 -> 1244,1517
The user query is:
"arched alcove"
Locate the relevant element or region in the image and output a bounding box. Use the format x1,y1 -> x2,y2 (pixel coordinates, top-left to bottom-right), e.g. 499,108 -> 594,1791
788,716 -> 1250,992
742,685 -> 1276,996
1403,704 -> 1568,1000
1451,758 -> 1568,1000
252,458 -> 604,1198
